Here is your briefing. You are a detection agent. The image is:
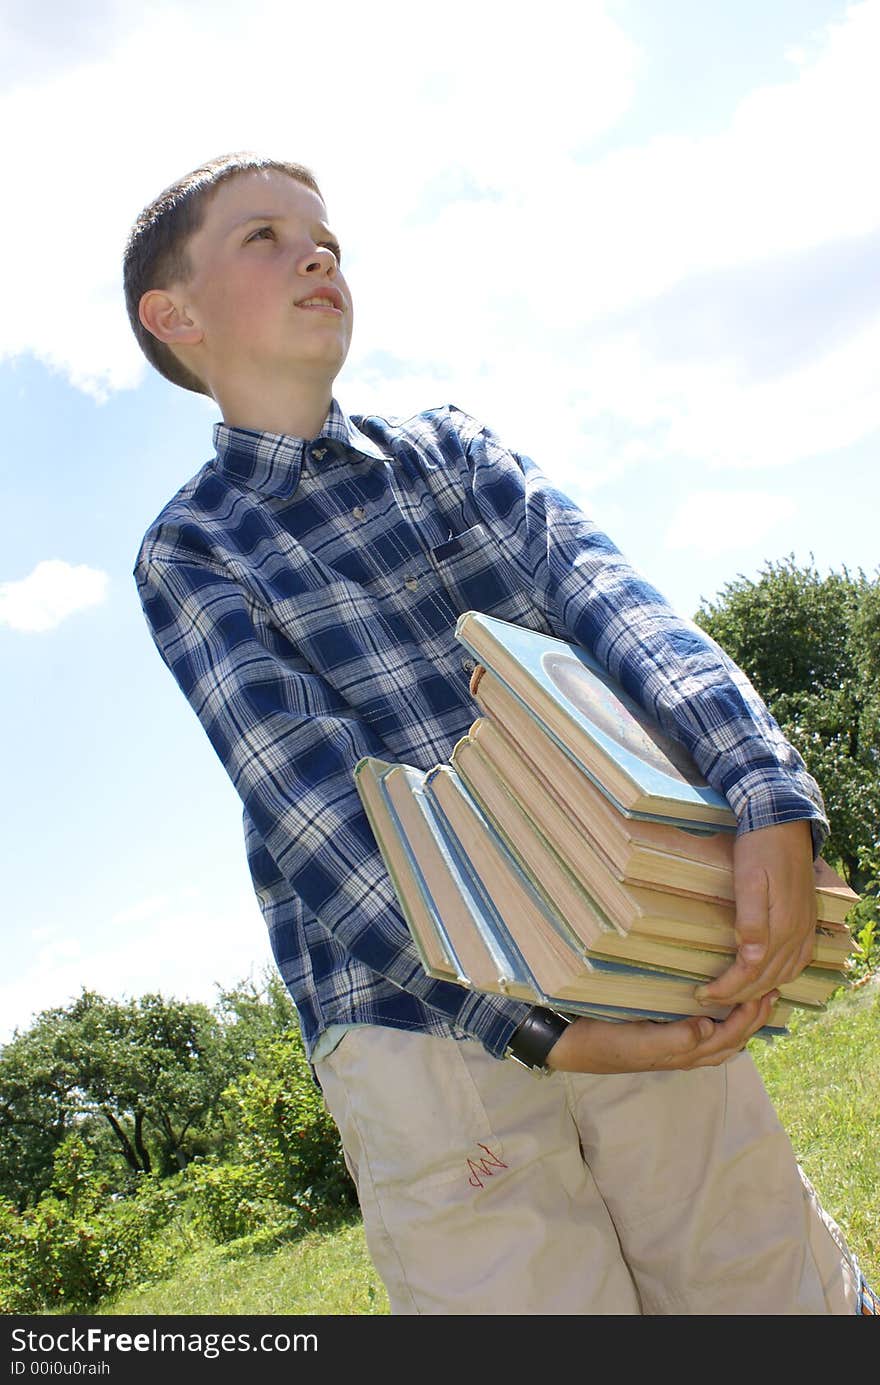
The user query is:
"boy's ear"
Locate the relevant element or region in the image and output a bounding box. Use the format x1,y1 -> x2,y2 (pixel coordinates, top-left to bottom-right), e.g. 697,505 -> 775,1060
138,288 -> 203,348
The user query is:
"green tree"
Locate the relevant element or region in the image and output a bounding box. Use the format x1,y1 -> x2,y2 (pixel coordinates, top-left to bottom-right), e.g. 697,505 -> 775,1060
0,972 -> 304,1207
213,968 -> 299,1075
59,990 -> 231,1177
694,556 -> 880,896
230,1027 -> 354,1214
0,1011 -> 81,1209
0,1134 -> 178,1312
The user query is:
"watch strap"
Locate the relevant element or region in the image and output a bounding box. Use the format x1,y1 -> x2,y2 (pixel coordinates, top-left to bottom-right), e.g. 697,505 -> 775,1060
505,1006 -> 571,1073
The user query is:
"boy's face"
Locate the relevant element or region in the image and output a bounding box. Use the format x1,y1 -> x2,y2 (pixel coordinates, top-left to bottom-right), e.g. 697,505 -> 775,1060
168,169 -> 352,406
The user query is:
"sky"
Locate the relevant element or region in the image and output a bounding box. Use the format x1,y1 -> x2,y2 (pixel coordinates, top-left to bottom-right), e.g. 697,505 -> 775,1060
1,0 -> 878,1045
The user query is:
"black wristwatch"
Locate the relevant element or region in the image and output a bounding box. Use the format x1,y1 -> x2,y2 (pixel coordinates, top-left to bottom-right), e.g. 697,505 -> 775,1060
505,1006 -> 572,1074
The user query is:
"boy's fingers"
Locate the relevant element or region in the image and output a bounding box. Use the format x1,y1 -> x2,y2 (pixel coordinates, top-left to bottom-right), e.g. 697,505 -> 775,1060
696,820 -> 816,1005
694,992 -> 778,1057
552,994 -> 777,1074
632,996 -> 772,1067
656,996 -> 774,1069
694,910 -> 772,1005
699,845 -> 772,1002
792,928 -> 818,977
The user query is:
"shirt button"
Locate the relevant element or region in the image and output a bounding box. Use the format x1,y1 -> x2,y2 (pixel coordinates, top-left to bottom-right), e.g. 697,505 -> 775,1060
312,447 -> 327,461
352,506 -> 366,521
404,576 -> 419,591
461,658 -> 476,673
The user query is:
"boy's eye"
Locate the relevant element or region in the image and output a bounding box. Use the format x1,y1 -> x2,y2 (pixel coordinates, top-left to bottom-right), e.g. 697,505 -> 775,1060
244,227 -> 342,264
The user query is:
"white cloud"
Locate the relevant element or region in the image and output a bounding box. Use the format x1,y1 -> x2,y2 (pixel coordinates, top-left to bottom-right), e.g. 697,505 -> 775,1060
315,0 -> 880,486
0,560 -> 109,633
0,0 -> 878,476
664,490 -> 796,558
110,895 -> 172,927
663,316 -> 880,470
0,0 -> 637,398
1,886 -> 274,1044
0,0 -> 132,86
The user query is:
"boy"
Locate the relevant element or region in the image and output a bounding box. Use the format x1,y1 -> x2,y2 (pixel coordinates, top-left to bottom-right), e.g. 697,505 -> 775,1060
125,152 -> 872,1314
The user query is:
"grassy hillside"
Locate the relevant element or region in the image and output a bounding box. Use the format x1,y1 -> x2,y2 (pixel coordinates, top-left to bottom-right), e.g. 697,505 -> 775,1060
96,979 -> 878,1316
97,1218 -> 390,1316
751,976 -> 879,1286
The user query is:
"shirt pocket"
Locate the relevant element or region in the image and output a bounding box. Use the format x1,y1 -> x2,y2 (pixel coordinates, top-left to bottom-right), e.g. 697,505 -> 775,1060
428,522 -> 550,630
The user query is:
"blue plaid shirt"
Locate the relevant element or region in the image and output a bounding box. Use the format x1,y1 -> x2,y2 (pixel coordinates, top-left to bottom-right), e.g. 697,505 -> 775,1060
134,401 -> 828,1060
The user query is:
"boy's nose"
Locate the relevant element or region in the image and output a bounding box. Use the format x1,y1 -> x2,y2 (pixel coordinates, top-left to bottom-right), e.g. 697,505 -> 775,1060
299,246 -> 338,276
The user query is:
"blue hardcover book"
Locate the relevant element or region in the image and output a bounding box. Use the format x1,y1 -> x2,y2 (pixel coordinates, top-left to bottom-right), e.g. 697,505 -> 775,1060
356,756 -> 548,1003
357,757 -> 619,1016
455,611 -> 737,831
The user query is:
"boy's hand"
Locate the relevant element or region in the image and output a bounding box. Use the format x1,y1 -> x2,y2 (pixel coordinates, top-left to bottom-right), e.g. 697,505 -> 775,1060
694,819 -> 817,1007
546,992 -> 778,1073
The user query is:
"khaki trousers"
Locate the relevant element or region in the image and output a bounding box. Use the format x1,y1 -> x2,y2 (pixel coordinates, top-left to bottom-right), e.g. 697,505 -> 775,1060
315,1025 -> 863,1315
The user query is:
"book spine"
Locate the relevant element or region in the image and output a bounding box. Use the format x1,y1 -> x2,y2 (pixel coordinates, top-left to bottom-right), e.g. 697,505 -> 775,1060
379,768 -> 469,982
451,733 -> 618,946
409,779 -> 542,1002
423,766 -> 598,990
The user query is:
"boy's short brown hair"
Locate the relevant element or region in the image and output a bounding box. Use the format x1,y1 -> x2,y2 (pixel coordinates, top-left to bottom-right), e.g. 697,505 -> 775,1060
123,152 -> 322,396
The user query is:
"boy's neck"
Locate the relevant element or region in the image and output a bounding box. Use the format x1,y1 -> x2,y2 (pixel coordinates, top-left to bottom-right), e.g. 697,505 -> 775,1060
216,380 -> 334,441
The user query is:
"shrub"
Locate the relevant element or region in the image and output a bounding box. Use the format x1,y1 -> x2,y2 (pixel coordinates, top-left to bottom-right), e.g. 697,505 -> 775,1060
0,1135 -> 179,1311
849,894 -> 880,983
184,1160 -> 299,1244
186,1030 -> 356,1244
232,1031 -> 356,1214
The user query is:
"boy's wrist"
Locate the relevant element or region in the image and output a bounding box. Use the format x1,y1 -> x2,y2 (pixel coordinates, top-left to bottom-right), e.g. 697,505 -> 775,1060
505,1006 -> 572,1074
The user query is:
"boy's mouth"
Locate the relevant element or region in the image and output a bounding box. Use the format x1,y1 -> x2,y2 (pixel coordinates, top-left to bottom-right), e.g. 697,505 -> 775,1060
295,288 -> 344,314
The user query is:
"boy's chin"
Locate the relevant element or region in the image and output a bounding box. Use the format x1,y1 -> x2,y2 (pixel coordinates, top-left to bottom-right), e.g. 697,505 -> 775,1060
229,348 -> 348,390
286,339 -> 351,375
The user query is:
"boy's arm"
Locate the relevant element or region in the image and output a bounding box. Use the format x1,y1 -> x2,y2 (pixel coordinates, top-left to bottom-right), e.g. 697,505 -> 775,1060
134,551 -> 530,1058
456,412 -> 826,1006
545,990 -> 781,1074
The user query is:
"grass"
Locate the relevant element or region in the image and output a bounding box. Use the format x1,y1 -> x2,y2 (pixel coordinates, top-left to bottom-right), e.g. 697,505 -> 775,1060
750,974 -> 879,1287
98,1216 -> 390,1316
94,979 -> 878,1315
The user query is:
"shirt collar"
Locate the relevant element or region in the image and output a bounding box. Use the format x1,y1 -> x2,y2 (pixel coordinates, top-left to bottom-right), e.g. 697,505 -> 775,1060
212,398 -> 387,498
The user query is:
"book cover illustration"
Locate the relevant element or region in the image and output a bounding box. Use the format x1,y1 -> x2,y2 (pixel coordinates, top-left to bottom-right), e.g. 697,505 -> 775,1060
456,611 -> 736,829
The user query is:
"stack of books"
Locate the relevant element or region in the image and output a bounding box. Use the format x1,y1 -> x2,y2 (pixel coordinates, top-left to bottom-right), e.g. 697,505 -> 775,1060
354,612 -> 859,1036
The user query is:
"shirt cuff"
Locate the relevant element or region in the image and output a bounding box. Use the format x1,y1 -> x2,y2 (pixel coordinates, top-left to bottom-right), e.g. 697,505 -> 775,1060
730,767 -> 829,859
452,989 -> 534,1059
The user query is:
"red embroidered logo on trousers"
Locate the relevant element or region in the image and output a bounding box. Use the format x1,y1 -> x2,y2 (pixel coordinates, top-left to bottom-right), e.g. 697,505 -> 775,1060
467,1143 -> 508,1188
